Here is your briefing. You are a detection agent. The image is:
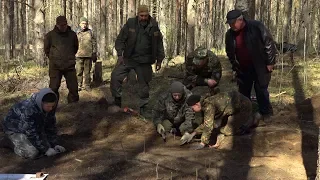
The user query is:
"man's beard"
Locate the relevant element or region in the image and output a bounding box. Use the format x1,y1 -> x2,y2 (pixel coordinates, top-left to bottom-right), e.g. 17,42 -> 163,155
140,20 -> 148,27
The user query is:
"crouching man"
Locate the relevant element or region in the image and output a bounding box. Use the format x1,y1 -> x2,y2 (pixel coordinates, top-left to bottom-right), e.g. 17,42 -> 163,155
1,88 -> 66,159
182,91 -> 256,150
153,81 -> 196,140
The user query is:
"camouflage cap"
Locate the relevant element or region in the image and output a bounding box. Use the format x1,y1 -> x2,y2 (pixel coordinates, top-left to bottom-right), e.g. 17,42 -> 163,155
80,17 -> 88,23
193,47 -> 208,65
138,5 -> 149,13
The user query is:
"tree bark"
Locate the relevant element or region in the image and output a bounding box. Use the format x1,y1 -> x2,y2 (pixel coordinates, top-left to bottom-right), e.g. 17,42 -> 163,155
63,0 -> 66,16
152,0 -> 157,19
83,0 -> 88,17
284,0 -> 293,42
4,0 -> 10,61
9,0 -> 14,58
34,0 -> 45,66
176,0 -> 181,55
297,0 -> 310,53
21,0 -> 27,55
120,0 -> 124,26
187,0 -> 196,54
235,0 -> 255,20
128,0 -> 136,18
69,0 -> 73,24
100,0 -> 106,59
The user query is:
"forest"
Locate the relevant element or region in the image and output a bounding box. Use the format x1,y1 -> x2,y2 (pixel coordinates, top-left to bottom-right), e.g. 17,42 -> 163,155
0,0 -> 320,179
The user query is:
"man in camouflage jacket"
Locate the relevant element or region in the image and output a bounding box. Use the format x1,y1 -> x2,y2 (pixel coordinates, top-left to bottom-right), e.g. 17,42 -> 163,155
1,88 -> 66,159
183,91 -> 255,150
44,16 -> 79,103
184,47 -> 222,95
153,81 -> 196,140
75,17 -> 97,91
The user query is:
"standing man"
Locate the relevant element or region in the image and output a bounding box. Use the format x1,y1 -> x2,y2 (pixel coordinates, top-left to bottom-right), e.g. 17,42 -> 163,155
75,17 -> 97,91
44,16 -> 79,103
184,46 -> 222,95
225,10 -> 276,122
111,5 -> 165,116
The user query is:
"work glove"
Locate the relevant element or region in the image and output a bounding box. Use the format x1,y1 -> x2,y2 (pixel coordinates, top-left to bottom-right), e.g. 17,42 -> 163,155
45,148 -> 58,156
190,143 -> 205,150
54,145 -> 66,153
116,56 -> 125,66
180,132 -> 195,145
157,124 -> 165,135
92,52 -> 97,62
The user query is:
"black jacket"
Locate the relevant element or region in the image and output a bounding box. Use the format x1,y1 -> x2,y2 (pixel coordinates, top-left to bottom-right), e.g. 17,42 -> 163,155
225,20 -> 276,86
115,16 -> 165,64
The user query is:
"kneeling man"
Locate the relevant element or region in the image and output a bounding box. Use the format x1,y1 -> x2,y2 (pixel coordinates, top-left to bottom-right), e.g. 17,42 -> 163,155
183,91 -> 255,149
1,88 -> 66,159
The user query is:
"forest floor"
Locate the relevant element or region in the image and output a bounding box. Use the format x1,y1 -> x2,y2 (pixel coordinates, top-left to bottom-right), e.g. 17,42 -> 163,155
0,54 -> 320,180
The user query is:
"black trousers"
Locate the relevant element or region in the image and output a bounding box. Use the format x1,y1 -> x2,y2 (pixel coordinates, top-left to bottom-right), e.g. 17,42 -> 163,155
237,66 -> 273,116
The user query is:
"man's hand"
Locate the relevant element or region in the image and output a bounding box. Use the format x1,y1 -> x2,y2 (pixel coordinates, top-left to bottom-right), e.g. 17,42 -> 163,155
180,132 -> 196,145
267,65 -> 274,72
157,124 -> 165,134
207,79 -> 217,87
156,62 -> 162,71
116,56 -> 125,66
92,52 -> 97,62
45,148 -> 58,156
190,142 -> 205,150
54,145 -> 66,153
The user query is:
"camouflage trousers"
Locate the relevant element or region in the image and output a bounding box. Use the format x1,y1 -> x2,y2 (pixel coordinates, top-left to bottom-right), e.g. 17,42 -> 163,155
197,96 -> 252,144
76,57 -> 93,89
49,64 -> 79,103
161,116 -> 202,135
110,62 -> 152,108
6,133 -> 39,159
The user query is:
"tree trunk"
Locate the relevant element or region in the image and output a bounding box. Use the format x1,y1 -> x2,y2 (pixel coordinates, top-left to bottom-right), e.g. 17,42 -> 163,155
88,0 -> 92,26
83,0 -> 88,17
100,0 -> 106,59
187,0 -> 196,54
9,0 -> 14,59
0,0 -> 3,46
181,0 -> 186,55
235,0 -> 255,20
120,0 -> 124,26
4,0 -> 10,61
176,0 -> 181,55
128,0 -> 135,18
63,0 -> 66,16
297,0 -> 310,53
21,0 -> 27,55
76,0 -> 82,19
112,0 -> 118,42
69,0 -> 73,24
284,0 -> 293,42
151,0 -> 157,19
34,0 -> 46,66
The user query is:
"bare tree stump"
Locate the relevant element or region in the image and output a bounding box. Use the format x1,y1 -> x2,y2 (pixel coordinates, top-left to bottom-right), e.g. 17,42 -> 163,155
92,61 -> 103,87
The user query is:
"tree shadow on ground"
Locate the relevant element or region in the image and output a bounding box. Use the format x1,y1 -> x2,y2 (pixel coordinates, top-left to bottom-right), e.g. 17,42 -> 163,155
289,57 -> 318,179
